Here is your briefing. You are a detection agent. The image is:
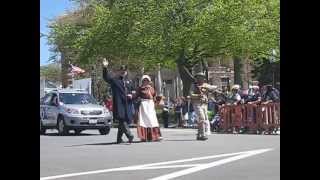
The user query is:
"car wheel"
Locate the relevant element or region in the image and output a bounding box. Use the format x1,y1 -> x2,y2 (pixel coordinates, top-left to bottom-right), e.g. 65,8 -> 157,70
99,127 -> 110,135
74,129 -> 82,135
57,116 -> 69,135
40,118 -> 46,135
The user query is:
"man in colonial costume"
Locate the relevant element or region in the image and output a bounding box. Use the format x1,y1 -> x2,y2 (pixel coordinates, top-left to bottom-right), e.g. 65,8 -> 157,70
102,59 -> 134,144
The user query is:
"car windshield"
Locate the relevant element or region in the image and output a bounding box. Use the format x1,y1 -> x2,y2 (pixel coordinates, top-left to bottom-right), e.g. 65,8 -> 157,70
59,93 -> 98,105
46,81 -> 57,88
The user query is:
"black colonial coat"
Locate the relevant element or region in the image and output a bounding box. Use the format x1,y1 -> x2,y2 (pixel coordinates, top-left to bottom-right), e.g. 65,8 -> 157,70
103,67 -> 134,123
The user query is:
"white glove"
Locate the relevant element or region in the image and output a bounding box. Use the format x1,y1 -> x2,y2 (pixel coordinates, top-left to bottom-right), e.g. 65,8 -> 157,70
102,58 -> 109,67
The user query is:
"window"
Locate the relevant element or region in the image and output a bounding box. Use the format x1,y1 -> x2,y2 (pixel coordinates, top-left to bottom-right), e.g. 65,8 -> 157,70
221,77 -> 229,86
59,93 -> 98,105
50,93 -> 58,106
221,77 -> 229,83
45,81 -> 57,88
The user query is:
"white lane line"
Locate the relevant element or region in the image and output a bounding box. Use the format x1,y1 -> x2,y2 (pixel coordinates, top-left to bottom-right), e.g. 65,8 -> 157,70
40,164 -> 204,180
135,164 -> 205,170
149,148 -> 272,180
160,129 -> 196,133
40,148 -> 272,180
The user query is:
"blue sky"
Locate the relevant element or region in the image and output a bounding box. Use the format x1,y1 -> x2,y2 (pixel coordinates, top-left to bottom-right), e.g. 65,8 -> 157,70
40,0 -> 77,66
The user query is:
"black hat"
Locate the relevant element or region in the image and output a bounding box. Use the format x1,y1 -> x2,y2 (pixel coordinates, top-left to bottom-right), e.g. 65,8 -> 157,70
119,65 -> 128,71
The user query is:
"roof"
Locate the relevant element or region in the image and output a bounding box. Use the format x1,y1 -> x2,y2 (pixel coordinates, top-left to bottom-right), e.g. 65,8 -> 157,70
51,88 -> 89,94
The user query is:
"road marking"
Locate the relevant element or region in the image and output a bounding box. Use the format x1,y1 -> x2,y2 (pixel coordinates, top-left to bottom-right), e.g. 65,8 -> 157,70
40,148 -> 272,180
159,128 -> 196,132
149,148 -> 271,180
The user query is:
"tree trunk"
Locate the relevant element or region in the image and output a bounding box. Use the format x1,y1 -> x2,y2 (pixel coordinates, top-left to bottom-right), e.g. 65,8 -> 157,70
61,52 -> 69,88
176,51 -> 195,97
178,65 -> 193,97
233,57 -> 244,88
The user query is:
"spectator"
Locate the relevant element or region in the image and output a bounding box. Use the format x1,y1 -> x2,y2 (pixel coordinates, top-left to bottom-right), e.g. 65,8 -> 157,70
262,85 -> 280,104
174,97 -> 183,127
213,90 -> 227,106
240,89 -> 249,104
162,105 -> 170,128
247,86 -> 262,104
104,95 -> 113,112
182,96 -> 193,125
226,85 -> 241,105
222,86 -> 230,96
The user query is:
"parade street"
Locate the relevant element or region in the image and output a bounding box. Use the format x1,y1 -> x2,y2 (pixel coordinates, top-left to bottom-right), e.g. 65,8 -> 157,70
40,128 -> 280,180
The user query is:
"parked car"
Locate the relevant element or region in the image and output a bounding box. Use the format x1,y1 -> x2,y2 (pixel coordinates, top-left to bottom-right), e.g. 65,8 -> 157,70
40,89 -> 113,135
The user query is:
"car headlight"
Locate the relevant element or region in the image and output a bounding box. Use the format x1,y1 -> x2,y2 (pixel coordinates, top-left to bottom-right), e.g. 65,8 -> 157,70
65,108 -> 80,114
103,108 -> 110,115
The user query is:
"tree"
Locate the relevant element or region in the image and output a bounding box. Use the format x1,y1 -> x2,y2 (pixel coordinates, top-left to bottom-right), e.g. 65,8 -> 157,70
40,63 -> 61,83
252,58 -> 280,86
48,0 -> 280,95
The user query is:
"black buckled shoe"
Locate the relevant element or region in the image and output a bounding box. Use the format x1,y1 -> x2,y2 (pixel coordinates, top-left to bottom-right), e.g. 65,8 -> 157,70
128,135 -> 134,143
116,139 -> 124,144
200,136 -> 208,141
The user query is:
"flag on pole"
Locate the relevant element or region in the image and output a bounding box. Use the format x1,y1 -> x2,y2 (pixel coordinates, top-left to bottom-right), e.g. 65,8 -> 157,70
69,64 -> 85,75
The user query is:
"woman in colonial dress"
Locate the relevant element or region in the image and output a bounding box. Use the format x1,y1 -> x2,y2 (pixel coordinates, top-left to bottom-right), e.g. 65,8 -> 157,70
134,75 -> 162,142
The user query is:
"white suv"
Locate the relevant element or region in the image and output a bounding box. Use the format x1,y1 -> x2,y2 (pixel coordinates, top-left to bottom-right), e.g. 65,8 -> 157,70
40,89 -> 113,135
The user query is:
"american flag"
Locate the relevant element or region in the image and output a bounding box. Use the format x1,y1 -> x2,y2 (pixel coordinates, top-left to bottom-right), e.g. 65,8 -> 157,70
69,64 -> 85,75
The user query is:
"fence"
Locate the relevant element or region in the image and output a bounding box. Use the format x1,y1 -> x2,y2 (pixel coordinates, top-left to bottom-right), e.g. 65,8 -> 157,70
219,103 -> 280,134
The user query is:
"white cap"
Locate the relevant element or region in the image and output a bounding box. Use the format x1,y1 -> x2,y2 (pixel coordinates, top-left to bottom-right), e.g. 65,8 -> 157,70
141,75 -> 151,82
231,85 -> 240,90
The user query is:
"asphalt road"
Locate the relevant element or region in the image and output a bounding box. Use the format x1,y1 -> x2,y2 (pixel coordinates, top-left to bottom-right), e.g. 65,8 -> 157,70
40,128 -> 280,180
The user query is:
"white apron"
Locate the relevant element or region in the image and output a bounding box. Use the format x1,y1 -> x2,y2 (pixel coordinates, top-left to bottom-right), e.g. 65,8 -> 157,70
138,99 -> 159,128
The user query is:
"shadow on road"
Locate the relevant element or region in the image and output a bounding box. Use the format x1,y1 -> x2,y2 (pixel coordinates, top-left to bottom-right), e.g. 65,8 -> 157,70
65,141 -> 144,147
42,133 -> 99,136
164,139 -> 198,142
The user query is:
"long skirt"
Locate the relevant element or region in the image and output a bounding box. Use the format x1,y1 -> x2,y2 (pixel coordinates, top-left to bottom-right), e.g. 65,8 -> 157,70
137,99 -> 161,141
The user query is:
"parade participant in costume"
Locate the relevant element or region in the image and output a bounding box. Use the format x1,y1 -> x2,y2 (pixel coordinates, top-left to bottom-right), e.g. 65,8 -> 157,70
190,72 -> 218,140
134,75 -> 162,142
102,59 -> 134,144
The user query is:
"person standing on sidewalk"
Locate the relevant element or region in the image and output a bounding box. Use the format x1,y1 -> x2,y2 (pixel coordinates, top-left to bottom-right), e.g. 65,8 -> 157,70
262,85 -> 280,104
247,86 -> 262,104
102,58 -> 134,144
226,85 -> 241,105
173,97 -> 183,127
103,95 -> 113,112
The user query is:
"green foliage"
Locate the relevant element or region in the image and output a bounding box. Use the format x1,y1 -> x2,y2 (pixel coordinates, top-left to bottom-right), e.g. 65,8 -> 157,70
40,64 -> 61,83
48,0 -> 280,72
252,58 -> 280,86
